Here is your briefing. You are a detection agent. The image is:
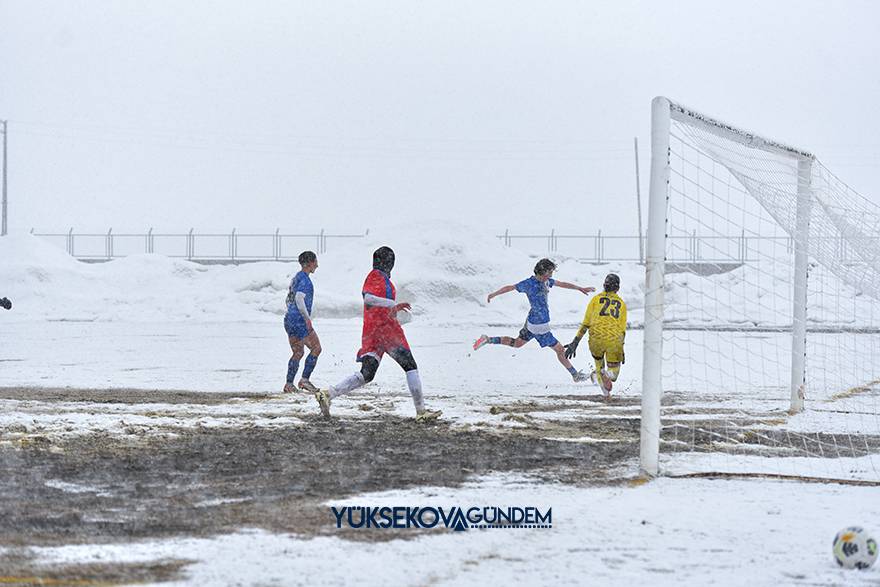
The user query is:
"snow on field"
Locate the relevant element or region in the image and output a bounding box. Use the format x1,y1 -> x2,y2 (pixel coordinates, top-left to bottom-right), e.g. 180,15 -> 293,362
1,317 -> 876,484
22,475 -> 880,587
0,318 -> 641,434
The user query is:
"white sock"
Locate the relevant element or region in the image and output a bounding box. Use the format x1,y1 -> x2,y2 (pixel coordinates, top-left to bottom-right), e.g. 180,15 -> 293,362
406,369 -> 425,413
330,372 -> 365,399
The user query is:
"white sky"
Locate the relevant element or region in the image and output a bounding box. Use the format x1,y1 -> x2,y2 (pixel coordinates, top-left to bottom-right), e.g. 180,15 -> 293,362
1,0 -> 879,235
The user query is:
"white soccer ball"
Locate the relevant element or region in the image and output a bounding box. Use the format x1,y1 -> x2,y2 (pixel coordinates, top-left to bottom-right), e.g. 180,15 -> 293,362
833,526 -> 878,570
396,308 -> 412,324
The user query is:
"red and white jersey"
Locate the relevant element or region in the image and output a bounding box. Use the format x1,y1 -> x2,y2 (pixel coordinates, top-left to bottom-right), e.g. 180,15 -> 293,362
358,269 -> 409,359
362,269 -> 396,331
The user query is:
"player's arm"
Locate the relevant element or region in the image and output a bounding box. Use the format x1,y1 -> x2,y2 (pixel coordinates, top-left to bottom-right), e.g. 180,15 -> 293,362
293,292 -> 313,330
363,271 -> 397,308
578,299 -> 596,338
554,281 -> 595,296
619,301 -> 628,344
363,293 -> 410,314
565,298 -> 596,359
285,277 -> 296,306
486,285 -> 516,304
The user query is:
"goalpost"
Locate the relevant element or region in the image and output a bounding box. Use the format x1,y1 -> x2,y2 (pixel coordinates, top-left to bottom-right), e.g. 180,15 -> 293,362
641,97 -> 880,482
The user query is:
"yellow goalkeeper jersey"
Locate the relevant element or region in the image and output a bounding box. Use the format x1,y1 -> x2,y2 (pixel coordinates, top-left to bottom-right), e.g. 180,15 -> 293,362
576,291 -> 627,340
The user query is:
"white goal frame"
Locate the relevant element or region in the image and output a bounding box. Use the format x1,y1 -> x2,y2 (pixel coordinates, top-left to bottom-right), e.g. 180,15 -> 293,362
640,97 -> 815,476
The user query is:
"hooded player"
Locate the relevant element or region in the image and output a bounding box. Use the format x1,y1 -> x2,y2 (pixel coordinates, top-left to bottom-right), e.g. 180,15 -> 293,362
314,246 -> 442,422
565,273 -> 627,398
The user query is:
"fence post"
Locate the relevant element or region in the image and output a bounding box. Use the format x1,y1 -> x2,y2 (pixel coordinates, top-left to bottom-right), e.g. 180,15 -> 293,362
504,228 -> 509,247
106,228 -> 113,259
274,228 -> 280,260
230,228 -> 236,261
597,230 -> 603,263
319,229 -> 325,254
68,227 -> 74,256
188,228 -> 194,260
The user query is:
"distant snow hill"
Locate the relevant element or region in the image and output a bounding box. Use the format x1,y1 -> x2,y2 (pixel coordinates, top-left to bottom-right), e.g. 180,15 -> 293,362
0,223 -> 646,325
2,223 -> 872,328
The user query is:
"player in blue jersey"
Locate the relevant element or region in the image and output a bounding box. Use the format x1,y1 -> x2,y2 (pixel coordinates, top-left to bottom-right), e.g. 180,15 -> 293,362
283,251 -> 322,393
473,258 -> 594,382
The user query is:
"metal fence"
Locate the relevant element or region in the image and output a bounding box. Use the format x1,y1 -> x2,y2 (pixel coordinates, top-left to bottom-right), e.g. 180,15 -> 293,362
496,231 -> 876,265
30,228 -> 370,263
30,228 -> 873,265
496,230 -> 787,264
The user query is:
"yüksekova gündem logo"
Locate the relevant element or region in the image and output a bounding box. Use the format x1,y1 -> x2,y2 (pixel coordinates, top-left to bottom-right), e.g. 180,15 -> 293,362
331,505 -> 552,532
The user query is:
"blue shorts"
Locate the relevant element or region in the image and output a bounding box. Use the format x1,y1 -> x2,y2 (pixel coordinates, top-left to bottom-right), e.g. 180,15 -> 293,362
284,315 -> 310,339
518,325 -> 559,348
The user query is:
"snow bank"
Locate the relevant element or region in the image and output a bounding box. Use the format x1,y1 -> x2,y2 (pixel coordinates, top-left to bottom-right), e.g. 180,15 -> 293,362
0,224 -> 644,325
3,224 -> 874,327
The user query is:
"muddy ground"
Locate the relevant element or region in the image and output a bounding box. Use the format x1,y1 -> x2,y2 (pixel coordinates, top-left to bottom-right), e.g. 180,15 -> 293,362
0,387 -> 640,585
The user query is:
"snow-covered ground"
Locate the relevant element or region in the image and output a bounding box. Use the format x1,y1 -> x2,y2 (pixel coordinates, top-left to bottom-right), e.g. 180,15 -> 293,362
16,475 -> 880,586
2,229 -> 880,585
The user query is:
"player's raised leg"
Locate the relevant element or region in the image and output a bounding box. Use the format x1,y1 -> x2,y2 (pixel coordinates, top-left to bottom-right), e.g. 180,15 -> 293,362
315,355 -> 380,418
531,328 -> 586,382
597,337 -> 624,398
589,351 -> 612,397
606,362 -> 621,382
593,356 -> 605,384
550,340 -> 589,382
473,334 -> 527,350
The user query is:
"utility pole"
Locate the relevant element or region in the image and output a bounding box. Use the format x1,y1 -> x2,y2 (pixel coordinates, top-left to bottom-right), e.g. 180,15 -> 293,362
1,120 -> 6,236
634,136 -> 644,263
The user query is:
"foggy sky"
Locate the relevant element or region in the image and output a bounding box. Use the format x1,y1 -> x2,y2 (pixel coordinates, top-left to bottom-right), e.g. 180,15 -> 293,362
1,0 -> 879,235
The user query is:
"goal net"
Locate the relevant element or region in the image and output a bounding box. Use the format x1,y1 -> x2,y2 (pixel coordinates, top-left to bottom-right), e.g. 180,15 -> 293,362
640,97 -> 880,483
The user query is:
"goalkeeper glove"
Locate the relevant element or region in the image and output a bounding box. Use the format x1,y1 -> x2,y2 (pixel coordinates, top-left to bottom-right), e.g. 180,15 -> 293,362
0,297 -> 11,310
564,336 -> 581,359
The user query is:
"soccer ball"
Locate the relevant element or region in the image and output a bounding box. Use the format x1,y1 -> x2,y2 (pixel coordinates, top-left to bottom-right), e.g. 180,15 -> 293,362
396,308 -> 412,325
833,526 -> 878,570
